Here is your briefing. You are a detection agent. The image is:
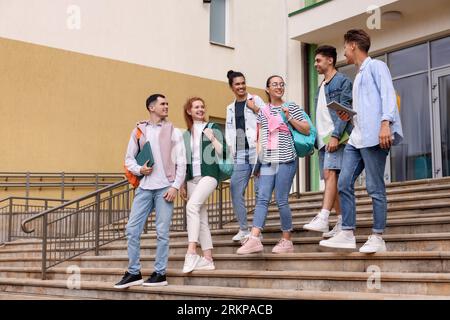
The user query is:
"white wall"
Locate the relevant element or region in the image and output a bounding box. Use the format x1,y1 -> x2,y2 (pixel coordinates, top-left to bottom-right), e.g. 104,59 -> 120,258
0,0 -> 299,89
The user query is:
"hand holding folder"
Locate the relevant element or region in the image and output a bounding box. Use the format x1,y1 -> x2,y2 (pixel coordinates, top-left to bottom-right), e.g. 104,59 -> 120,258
136,141 -> 154,167
322,131 -> 350,146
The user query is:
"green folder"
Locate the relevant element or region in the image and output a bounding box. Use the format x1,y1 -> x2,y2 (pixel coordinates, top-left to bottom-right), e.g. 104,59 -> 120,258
322,131 -> 350,146
136,141 -> 154,167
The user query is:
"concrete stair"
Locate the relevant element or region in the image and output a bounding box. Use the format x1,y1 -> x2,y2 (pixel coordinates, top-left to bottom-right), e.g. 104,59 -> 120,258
0,177 -> 450,299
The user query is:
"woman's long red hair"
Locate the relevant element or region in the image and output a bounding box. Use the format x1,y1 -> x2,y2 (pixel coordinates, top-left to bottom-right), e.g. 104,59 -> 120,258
183,97 -> 206,130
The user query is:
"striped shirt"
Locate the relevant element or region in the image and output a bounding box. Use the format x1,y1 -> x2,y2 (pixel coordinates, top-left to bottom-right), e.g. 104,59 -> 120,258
257,103 -> 305,163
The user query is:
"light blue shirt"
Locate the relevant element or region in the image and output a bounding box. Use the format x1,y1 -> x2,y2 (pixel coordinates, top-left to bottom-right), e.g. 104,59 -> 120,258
348,57 -> 403,149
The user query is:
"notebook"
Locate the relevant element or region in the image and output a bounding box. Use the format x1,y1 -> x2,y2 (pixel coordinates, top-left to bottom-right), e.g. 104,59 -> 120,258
136,141 -> 154,167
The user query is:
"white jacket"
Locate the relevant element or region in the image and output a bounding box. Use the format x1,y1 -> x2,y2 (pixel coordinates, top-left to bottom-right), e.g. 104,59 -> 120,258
225,93 -> 266,158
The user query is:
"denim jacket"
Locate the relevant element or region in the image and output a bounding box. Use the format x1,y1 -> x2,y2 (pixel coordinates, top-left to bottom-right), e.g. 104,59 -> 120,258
314,72 -> 353,140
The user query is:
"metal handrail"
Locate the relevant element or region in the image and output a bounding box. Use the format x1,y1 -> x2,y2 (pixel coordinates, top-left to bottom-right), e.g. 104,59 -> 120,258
0,196 -> 69,204
15,175 -> 255,279
0,172 -> 125,200
0,197 -> 70,243
21,179 -> 129,234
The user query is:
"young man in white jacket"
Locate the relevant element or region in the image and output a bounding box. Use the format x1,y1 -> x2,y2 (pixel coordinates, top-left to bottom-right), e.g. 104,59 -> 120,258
225,70 -> 266,242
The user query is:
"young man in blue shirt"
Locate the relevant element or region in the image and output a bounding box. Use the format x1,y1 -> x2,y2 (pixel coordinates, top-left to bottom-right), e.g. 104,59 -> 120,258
320,29 -> 403,253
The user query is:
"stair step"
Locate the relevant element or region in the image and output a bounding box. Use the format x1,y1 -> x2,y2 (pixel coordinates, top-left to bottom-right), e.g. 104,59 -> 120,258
292,183 -> 450,203
2,267 -> 449,296
2,233 -> 450,258
0,277 -> 448,300
31,251 -> 449,273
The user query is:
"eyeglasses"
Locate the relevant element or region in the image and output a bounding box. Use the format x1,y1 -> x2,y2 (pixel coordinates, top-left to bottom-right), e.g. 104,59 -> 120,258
269,82 -> 286,88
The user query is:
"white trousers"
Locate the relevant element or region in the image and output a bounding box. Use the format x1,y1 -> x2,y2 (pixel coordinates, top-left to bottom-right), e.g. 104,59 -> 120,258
186,176 -> 217,250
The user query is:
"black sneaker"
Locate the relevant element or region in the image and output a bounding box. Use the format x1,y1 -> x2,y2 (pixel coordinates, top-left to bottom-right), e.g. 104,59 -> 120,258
114,271 -> 143,289
142,271 -> 168,287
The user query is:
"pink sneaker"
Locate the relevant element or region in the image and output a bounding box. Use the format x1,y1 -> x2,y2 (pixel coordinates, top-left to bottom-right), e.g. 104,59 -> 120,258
236,236 -> 263,255
272,238 -> 294,254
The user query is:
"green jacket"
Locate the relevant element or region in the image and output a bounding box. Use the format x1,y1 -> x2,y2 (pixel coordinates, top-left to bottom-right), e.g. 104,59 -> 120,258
183,122 -> 229,183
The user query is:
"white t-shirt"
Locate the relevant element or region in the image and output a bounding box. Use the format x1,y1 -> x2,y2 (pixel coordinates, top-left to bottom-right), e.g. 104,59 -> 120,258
348,71 -> 363,148
316,82 -> 335,150
191,121 -> 207,177
143,124 -> 171,190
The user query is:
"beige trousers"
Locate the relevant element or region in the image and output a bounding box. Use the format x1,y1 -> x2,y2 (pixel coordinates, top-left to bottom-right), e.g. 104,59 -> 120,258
186,176 -> 217,251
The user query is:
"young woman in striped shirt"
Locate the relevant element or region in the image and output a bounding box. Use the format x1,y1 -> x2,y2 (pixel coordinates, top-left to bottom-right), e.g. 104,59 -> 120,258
237,75 -> 311,254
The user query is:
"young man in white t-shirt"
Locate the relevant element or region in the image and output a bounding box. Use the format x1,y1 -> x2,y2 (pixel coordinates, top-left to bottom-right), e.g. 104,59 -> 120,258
303,46 -> 353,239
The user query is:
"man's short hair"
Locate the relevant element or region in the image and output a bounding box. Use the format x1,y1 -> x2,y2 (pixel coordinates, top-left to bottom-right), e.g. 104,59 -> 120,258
344,29 -> 371,53
146,94 -> 166,110
315,45 -> 337,67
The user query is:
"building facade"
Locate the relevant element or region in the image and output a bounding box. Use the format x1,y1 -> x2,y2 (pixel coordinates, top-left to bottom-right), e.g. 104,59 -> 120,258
1,0 -> 449,194
289,0 -> 450,190
0,0 -> 306,187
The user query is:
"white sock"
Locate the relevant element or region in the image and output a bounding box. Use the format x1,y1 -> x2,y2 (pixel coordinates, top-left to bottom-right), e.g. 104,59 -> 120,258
372,233 -> 383,239
319,209 -> 330,219
336,215 -> 342,222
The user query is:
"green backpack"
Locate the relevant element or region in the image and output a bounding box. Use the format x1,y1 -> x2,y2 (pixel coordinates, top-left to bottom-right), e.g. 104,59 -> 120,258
206,123 -> 233,180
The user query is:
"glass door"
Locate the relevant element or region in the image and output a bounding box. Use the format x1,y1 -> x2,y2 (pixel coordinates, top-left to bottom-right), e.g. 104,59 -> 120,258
432,67 -> 450,178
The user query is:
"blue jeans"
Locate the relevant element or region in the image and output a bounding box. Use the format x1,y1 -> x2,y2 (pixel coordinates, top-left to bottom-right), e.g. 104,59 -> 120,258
126,186 -> 173,275
230,149 -> 259,231
338,144 -> 389,233
252,160 -> 297,232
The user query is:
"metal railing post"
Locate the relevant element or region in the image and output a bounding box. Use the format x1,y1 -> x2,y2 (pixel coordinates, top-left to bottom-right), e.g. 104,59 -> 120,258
296,164 -> 301,199
182,201 -> 187,231
218,183 -> 223,229
43,200 -> 48,240
7,198 -> 13,242
25,172 -> 30,208
74,202 -> 79,237
41,214 -> 48,280
61,172 -> 65,201
95,193 -> 101,256
108,191 -> 113,225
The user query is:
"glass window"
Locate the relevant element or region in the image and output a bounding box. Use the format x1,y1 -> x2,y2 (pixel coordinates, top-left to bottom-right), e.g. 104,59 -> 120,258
391,74 -> 432,182
338,55 -> 386,82
373,55 -> 386,63
388,43 -> 428,78
210,0 -> 227,44
437,73 -> 450,177
431,36 -> 450,68
338,64 -> 357,82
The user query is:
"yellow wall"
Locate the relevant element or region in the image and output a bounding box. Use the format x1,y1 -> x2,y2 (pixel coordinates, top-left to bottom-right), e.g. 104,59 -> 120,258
0,37 -> 266,174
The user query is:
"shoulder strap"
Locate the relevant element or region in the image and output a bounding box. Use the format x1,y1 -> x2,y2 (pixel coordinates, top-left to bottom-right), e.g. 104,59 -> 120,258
279,110 -> 288,123
135,127 -> 143,154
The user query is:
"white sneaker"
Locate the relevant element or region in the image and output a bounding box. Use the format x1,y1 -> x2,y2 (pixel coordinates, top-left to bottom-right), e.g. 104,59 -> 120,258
182,253 -> 200,273
319,230 -> 356,249
323,216 -> 342,238
303,213 -> 329,233
359,235 -> 387,253
193,257 -> 215,271
232,229 -> 250,242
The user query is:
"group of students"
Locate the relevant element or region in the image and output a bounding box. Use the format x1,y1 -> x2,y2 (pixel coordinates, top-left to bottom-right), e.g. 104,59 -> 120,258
114,29 -> 403,289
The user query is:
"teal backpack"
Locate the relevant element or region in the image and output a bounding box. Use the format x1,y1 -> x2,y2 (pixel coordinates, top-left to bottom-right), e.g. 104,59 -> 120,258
279,103 -> 317,157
